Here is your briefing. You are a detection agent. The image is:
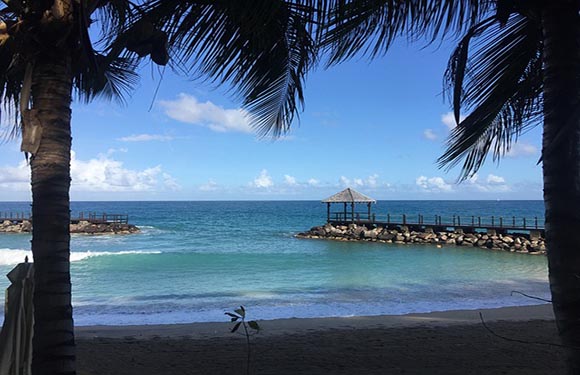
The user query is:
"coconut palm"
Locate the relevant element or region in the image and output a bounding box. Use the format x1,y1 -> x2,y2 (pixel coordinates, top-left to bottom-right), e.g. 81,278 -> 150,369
322,0 -> 580,371
0,1 -> 322,374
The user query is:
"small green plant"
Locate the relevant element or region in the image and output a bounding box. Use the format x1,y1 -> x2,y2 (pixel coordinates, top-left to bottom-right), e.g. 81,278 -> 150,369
225,306 -> 260,375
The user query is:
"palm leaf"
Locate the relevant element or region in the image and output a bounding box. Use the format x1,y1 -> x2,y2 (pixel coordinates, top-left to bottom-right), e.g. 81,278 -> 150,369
0,31 -> 26,139
321,0 -> 491,65
140,0 -> 324,137
88,0 -> 134,48
73,52 -> 139,104
73,0 -> 145,104
438,13 -> 542,180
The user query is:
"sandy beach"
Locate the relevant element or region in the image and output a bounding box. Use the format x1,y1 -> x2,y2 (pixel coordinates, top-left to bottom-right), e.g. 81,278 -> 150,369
76,304 -> 565,374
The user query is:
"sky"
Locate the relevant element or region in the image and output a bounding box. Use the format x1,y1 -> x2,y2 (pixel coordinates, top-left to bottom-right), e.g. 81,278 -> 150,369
0,39 -> 543,201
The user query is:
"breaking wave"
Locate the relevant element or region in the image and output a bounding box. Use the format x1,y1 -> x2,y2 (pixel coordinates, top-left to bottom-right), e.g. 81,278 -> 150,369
0,248 -> 161,266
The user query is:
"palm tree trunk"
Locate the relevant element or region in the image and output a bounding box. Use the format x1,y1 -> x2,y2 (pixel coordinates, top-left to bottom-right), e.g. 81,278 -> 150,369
542,2 -> 580,373
29,57 -> 76,375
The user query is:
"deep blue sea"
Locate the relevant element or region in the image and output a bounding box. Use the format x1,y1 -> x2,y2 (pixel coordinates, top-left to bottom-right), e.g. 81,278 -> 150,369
0,201 -> 549,326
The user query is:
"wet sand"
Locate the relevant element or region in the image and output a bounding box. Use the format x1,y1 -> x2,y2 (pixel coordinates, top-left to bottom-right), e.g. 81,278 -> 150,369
76,304 -> 566,374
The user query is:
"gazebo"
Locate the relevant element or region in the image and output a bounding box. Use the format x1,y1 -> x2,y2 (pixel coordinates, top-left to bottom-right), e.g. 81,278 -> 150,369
322,188 -> 376,223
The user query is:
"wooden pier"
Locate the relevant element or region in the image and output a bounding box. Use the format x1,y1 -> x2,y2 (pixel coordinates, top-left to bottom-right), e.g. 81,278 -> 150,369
321,188 -> 545,238
0,212 -> 129,225
329,212 -> 545,237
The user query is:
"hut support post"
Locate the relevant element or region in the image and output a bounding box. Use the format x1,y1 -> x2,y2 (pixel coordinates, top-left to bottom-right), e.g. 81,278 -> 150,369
367,202 -> 371,221
351,202 -> 355,222
343,202 -> 347,222
327,203 -> 330,222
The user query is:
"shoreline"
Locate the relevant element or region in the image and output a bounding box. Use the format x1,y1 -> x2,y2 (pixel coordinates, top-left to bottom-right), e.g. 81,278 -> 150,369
76,303 -> 554,339
76,304 -> 564,375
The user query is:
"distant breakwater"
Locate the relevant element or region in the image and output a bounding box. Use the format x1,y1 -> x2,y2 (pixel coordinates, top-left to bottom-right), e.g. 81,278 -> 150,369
0,219 -> 140,234
296,223 -> 546,255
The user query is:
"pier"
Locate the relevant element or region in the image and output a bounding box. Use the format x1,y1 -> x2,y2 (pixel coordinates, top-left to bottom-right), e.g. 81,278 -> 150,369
322,188 -> 544,238
328,212 -> 544,238
0,212 -> 129,225
305,188 -> 548,254
0,212 -> 137,234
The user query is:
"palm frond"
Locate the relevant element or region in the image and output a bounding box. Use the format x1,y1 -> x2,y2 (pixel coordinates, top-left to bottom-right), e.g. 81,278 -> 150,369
438,13 -> 542,180
89,0 -> 135,48
141,0 -> 324,136
0,32 -> 25,140
73,53 -> 140,105
73,1 -> 145,105
321,0 -> 491,65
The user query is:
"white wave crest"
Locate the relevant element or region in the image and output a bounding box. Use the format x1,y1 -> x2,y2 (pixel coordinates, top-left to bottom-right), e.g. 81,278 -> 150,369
0,249 -> 31,266
0,249 -> 161,266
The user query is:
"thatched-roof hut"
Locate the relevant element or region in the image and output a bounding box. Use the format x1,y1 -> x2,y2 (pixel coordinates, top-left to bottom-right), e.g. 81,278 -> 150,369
322,188 -> 376,222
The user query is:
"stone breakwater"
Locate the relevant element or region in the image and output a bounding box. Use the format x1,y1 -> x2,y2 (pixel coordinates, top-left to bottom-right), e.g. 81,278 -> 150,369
296,223 -> 546,255
0,219 -> 140,234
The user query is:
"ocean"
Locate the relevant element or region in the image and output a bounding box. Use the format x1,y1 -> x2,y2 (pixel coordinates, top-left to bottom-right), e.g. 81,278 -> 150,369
0,200 -> 549,326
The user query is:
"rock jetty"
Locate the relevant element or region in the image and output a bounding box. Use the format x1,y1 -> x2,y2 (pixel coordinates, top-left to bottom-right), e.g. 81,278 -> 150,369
296,223 -> 546,255
0,219 -> 140,234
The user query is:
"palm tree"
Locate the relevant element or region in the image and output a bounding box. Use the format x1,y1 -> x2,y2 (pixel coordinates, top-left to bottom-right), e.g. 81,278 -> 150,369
322,0 -> 580,372
0,1 -> 322,374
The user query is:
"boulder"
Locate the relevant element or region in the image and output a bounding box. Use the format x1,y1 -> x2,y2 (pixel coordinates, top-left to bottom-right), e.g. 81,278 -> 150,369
362,230 -> 377,239
502,236 -> 514,244
378,232 -> 395,241
20,221 -> 32,232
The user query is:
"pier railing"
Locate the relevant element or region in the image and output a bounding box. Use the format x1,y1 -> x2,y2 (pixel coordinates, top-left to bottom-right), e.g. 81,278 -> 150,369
0,212 -> 129,225
0,212 -> 31,221
329,211 -> 544,234
74,212 -> 129,224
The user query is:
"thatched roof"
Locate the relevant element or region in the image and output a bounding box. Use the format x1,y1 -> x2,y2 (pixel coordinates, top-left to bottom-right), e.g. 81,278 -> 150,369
322,188 -> 376,203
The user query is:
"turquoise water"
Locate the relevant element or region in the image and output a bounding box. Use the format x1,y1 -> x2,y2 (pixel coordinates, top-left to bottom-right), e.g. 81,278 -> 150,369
0,201 -> 549,325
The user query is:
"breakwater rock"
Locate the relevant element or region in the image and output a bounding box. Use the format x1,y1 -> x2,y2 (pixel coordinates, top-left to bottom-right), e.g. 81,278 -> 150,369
1,219 -> 140,234
296,223 -> 546,255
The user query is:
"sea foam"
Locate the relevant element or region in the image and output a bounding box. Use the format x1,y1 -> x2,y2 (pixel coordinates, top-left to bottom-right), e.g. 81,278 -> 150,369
0,248 -> 161,266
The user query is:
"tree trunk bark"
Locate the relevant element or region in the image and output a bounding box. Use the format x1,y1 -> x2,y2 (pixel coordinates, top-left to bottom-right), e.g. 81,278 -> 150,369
29,57 -> 76,375
542,2 -> 580,373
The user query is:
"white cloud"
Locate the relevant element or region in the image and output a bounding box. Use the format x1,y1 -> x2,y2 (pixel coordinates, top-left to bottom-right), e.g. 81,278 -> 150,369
199,179 -> 219,192
441,111 -> 466,130
118,134 -> 174,142
339,174 -> 381,189
339,176 -> 350,187
486,174 -> 506,185
416,176 -> 453,192
106,148 -> 128,155
0,152 -> 181,194
462,173 -> 510,193
284,175 -> 297,186
366,174 -> 379,188
307,178 -> 319,186
423,129 -> 437,141
466,173 -> 479,184
0,161 -> 30,190
70,151 -> 180,192
252,169 -> 273,188
162,173 -> 181,191
159,94 -> 252,133
506,142 -> 538,158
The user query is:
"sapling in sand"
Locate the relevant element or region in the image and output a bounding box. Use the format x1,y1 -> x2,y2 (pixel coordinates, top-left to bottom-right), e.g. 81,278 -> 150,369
225,306 -> 260,375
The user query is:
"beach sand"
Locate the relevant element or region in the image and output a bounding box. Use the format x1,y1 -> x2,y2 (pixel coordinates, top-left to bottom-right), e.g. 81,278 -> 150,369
76,304 -> 565,374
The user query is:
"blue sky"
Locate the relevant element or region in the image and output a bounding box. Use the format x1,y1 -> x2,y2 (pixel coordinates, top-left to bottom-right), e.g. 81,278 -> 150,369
0,39 -> 543,201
